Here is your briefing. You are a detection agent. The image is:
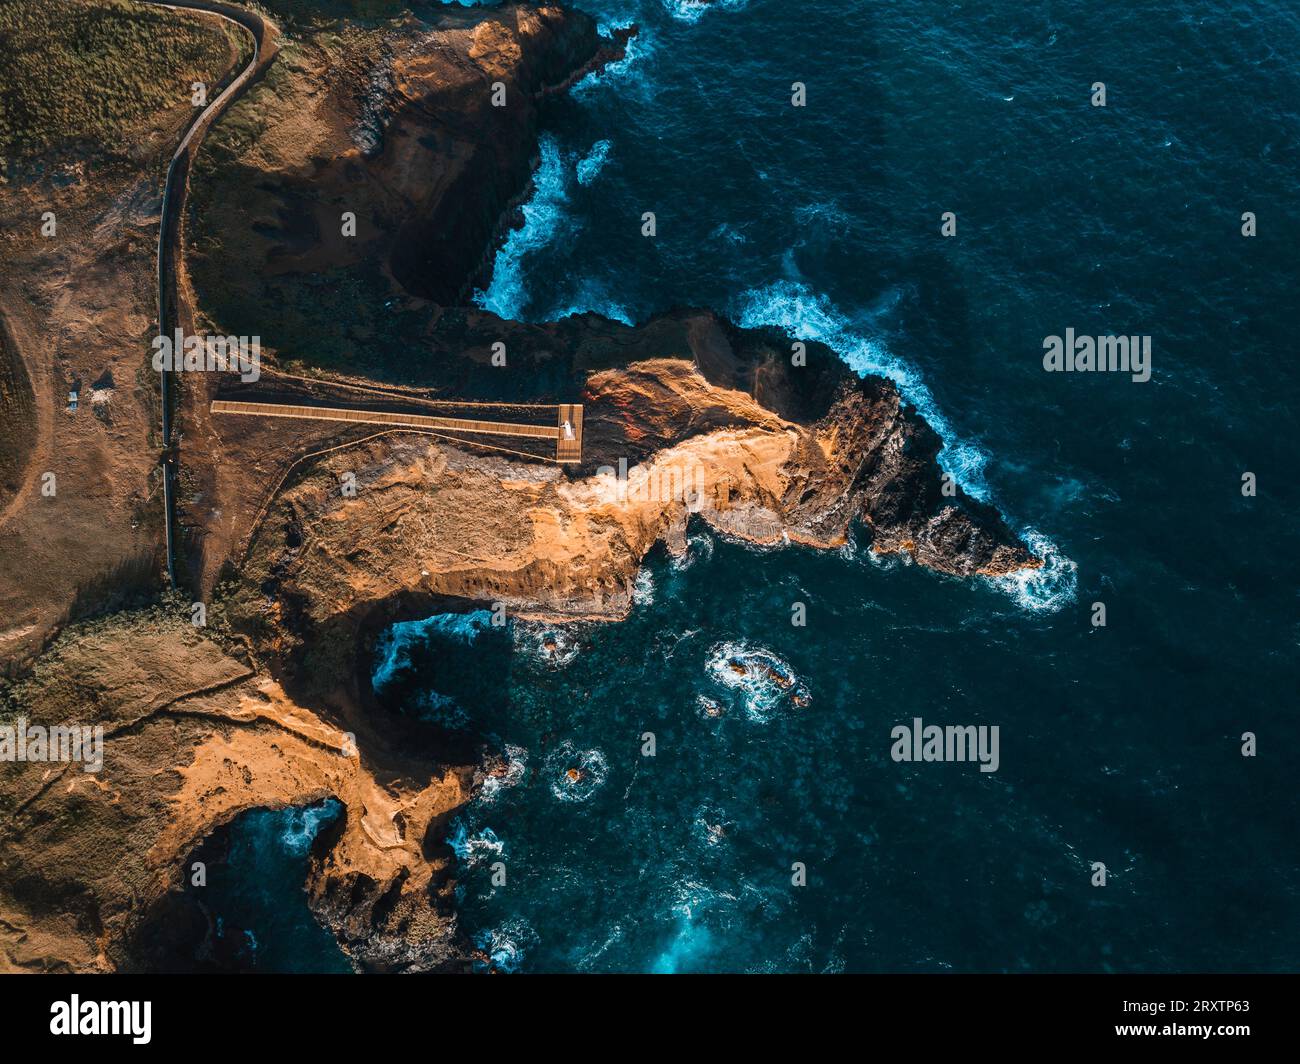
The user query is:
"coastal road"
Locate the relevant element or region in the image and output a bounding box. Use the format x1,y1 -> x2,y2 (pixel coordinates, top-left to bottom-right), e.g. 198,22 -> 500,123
142,0 -> 279,589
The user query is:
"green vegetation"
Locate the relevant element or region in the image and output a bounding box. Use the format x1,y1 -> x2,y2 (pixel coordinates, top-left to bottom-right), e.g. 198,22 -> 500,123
0,0 -> 242,165
253,0 -> 409,31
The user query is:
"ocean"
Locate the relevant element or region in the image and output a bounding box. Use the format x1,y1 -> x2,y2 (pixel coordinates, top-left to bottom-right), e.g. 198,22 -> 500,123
215,0 -> 1300,972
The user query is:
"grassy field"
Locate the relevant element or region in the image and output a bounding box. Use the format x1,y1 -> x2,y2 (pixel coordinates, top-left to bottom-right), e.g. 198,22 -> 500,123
0,0 -> 246,167
253,0 -> 409,30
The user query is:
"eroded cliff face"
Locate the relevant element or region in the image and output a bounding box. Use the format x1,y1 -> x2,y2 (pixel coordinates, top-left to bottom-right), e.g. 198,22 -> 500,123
0,610 -> 475,973
0,0 -> 1038,975
185,2 -> 632,341
228,354 -> 1034,704
386,8 -> 632,302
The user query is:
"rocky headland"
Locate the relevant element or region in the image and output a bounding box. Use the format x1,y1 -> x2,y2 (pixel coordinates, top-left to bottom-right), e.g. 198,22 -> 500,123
0,1 -> 1037,972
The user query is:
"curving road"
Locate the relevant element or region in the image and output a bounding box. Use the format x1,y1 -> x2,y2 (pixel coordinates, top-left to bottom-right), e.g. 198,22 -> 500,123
142,0 -> 278,589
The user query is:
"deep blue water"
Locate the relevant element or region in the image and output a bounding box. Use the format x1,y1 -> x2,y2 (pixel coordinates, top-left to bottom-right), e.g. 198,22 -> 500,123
203,800 -> 351,972
233,0 -> 1300,972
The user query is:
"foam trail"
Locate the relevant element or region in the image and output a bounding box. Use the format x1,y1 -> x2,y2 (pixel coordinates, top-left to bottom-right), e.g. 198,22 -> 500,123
574,21 -> 654,98
475,136 -> 568,320
986,528 -> 1078,613
735,281 -> 1077,612
549,278 -> 634,325
734,279 -> 990,495
661,0 -> 750,24
371,609 -> 493,690
577,139 -> 612,186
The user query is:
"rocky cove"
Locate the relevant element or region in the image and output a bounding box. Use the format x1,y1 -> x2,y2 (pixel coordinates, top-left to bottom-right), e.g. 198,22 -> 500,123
0,1 -> 1040,972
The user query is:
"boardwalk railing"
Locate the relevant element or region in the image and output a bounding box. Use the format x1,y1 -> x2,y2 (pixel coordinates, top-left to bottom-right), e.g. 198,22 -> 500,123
211,399 -> 583,463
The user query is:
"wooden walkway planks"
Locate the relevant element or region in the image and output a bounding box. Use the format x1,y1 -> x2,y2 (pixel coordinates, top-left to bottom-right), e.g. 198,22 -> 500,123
211,399 -> 583,462
556,403 -> 583,464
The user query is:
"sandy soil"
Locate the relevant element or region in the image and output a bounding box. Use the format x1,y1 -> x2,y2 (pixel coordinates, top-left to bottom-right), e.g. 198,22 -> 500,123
0,7 -> 248,668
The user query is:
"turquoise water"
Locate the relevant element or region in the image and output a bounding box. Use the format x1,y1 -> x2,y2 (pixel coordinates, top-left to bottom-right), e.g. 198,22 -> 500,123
228,0 -> 1300,972
455,0 -> 1300,972
203,800 -> 351,972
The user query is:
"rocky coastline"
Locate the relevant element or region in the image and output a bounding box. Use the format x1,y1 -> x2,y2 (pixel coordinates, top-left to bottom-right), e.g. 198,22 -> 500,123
0,1 -> 1038,973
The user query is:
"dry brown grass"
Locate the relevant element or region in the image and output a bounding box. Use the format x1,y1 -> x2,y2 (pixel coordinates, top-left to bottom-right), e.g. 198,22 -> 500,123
0,0 -> 246,167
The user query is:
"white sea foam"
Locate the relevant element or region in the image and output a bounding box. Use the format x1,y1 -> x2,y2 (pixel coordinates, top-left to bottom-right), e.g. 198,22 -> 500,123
735,279 -> 990,496
474,917 -> 536,974
479,743 -> 528,805
574,21 -> 654,98
447,819 -> 506,866
632,566 -> 656,605
661,0 -> 749,24
277,800 -> 340,857
671,531 -> 715,572
475,136 -> 569,320
547,741 -> 609,803
647,878 -> 726,973
705,640 -> 810,722
696,693 -> 726,720
987,528 -> 1078,613
515,624 -> 581,668
736,280 -> 1078,612
475,135 -> 636,324
371,610 -> 493,691
576,138 -> 612,186
550,277 -> 634,324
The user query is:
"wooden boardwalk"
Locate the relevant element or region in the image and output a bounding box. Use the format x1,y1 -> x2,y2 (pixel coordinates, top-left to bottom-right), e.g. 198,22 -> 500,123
556,403 -> 583,464
211,399 -> 583,463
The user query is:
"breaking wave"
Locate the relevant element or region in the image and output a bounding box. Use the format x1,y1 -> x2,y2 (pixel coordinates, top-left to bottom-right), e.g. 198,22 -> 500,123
987,528 -> 1078,613
547,742 -> 609,802
735,279 -> 990,497
447,820 -> 506,866
479,744 -> 528,804
576,138 -> 612,185
277,799 -> 343,857
473,917 -> 537,973
474,136 -> 569,320
515,624 -> 582,668
661,0 -> 749,24
371,610 -> 494,691
705,640 -> 810,722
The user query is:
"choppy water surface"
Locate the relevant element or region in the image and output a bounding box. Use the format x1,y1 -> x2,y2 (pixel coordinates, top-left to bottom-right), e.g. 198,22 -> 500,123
233,0 -> 1300,972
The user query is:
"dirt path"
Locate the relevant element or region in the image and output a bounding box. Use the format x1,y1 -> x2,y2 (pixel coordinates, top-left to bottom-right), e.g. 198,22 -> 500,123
0,3 -> 280,666
142,0 -> 280,588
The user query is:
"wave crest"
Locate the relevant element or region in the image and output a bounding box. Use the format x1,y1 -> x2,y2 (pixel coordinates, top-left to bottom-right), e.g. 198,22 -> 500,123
547,742 -> 609,802
734,279 -> 990,496
989,529 -> 1078,612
